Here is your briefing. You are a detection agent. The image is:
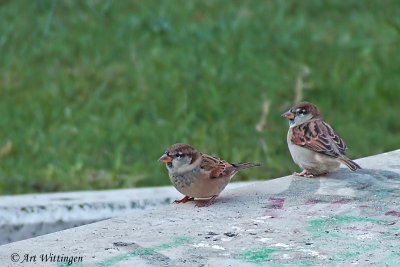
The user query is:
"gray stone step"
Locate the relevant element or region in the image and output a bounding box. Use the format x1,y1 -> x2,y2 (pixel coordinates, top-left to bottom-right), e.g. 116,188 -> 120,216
0,181 -> 258,245
0,150 -> 399,266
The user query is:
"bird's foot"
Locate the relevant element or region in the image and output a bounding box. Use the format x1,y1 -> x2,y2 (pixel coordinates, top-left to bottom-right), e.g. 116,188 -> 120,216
173,196 -> 194,204
195,195 -> 218,207
294,170 -> 314,178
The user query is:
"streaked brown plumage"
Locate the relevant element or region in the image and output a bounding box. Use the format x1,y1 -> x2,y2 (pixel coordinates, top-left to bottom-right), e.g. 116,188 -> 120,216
282,102 -> 361,177
159,143 -> 260,206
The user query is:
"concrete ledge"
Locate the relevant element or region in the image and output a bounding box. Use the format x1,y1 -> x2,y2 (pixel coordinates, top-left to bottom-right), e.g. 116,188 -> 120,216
0,182 -> 257,245
0,150 -> 399,266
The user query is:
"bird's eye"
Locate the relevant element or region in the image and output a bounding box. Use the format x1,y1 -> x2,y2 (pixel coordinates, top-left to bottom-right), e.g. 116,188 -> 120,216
297,109 -> 307,116
176,152 -> 184,158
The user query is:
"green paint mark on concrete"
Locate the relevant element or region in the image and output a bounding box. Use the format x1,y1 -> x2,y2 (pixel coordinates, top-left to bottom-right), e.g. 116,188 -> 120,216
236,247 -> 278,264
236,247 -> 317,266
308,215 -> 387,238
306,215 -> 397,264
96,236 -> 191,267
310,215 -> 385,229
58,264 -> 84,267
332,251 -> 360,261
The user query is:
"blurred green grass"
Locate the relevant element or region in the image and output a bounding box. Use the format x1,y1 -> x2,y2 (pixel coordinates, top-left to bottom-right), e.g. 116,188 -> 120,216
0,0 -> 399,194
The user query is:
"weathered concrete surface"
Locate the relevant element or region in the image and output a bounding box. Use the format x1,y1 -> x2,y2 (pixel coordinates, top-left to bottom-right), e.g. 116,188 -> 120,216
0,182 -> 255,245
0,150 -> 399,266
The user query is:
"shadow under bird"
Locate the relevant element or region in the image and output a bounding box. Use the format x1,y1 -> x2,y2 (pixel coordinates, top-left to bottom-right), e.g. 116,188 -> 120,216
159,143 -> 260,207
282,101 -> 361,177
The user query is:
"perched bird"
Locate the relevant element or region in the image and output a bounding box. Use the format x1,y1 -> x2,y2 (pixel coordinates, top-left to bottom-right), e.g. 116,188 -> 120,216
159,143 -> 260,207
282,102 -> 361,177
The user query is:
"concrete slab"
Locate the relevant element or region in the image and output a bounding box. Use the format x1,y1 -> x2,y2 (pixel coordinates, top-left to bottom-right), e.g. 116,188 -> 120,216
0,186 -> 177,246
0,150 -> 399,266
0,182 -> 256,245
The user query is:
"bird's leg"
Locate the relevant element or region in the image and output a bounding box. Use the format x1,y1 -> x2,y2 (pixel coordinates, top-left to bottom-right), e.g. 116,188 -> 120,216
195,195 -> 218,207
173,196 -> 194,204
294,170 -> 314,178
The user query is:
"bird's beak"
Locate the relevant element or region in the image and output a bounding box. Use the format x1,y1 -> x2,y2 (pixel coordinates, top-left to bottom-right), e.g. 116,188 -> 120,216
159,153 -> 173,163
281,111 -> 295,120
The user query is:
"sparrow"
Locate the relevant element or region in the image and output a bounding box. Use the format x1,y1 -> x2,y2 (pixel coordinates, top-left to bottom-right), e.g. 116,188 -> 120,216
282,101 -> 361,177
159,143 -> 260,207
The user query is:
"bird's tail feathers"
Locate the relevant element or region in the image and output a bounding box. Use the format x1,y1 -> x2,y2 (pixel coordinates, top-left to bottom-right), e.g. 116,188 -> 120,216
233,162 -> 261,171
340,157 -> 361,171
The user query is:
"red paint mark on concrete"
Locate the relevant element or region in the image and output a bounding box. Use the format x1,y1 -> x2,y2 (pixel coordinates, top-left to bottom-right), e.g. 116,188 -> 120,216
385,210 -> 400,217
305,198 -> 323,205
268,197 -> 285,209
357,184 -> 372,190
333,198 -> 351,204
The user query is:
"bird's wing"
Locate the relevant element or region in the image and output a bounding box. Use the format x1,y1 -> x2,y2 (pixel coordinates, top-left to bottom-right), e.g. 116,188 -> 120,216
291,119 -> 347,158
200,154 -> 236,179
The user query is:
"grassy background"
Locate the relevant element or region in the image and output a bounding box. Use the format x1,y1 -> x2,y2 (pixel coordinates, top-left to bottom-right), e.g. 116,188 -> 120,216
0,0 -> 399,194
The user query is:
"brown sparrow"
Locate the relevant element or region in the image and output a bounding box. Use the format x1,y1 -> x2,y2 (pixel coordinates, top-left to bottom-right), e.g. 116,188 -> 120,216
282,102 -> 361,177
159,143 -> 260,207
